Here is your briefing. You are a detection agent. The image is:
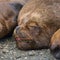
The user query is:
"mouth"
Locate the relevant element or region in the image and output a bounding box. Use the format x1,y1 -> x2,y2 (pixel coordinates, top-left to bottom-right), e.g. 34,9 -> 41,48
15,36 -> 36,50
15,36 -> 32,41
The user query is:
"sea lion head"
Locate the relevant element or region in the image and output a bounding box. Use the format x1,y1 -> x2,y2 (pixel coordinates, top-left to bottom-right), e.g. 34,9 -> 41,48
14,10 -> 53,50
13,21 -> 42,50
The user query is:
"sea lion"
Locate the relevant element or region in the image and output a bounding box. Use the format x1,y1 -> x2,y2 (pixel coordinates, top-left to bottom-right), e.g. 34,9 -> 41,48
14,0 -> 60,58
0,2 -> 22,38
9,0 -> 30,5
0,0 -> 30,38
50,29 -> 60,59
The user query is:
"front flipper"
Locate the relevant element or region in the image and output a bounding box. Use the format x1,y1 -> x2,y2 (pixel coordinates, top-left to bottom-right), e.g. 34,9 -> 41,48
50,29 -> 60,59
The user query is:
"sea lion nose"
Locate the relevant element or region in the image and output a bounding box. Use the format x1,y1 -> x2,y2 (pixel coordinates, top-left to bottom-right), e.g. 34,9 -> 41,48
14,26 -> 32,41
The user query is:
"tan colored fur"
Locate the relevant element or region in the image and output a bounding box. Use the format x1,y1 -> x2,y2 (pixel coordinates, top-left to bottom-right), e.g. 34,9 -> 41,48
14,0 -> 60,50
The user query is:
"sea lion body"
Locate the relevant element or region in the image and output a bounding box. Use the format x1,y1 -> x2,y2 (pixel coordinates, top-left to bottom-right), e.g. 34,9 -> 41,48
0,2 -> 22,38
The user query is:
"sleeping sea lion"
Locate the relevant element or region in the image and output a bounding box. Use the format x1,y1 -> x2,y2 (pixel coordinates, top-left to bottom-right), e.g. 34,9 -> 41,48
14,0 -> 60,59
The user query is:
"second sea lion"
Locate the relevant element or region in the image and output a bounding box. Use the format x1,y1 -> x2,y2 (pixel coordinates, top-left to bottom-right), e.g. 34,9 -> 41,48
0,2 -> 22,38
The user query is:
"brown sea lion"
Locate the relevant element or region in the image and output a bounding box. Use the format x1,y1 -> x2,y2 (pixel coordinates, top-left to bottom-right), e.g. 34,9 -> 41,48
0,2 -> 22,38
14,0 -> 60,58
50,29 -> 60,59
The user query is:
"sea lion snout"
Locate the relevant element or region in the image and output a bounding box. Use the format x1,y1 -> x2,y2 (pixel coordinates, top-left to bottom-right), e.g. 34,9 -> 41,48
50,29 -> 60,59
14,26 -> 32,40
14,26 -> 37,50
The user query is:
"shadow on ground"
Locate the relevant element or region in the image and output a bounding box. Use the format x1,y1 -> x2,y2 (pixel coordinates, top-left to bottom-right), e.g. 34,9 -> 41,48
0,36 -> 56,60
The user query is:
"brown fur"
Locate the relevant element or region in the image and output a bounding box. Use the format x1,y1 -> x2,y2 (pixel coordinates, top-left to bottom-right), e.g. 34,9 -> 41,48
14,0 -> 60,50
13,0 -> 60,59
0,2 -> 22,38
50,29 -> 60,59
